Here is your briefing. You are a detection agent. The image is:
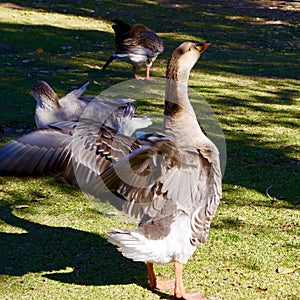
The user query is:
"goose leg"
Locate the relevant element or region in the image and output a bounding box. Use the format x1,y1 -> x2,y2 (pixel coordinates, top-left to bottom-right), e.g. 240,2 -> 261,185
174,261 -> 205,300
145,65 -> 151,80
133,66 -> 142,80
147,262 -> 175,290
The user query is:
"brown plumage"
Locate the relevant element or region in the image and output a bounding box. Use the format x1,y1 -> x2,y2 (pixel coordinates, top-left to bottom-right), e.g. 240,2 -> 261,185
102,20 -> 164,80
0,41 -> 221,300
89,41 -> 221,299
0,121 -> 143,186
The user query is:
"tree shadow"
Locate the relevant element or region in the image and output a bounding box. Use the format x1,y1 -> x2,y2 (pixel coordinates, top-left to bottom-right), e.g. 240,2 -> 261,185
0,205 -> 148,287
1,0 -> 299,80
223,139 -> 300,207
0,1 -> 299,206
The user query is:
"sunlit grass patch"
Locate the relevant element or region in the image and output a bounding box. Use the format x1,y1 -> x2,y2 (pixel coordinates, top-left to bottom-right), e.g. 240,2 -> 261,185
0,0 -> 299,299
0,4 -> 113,32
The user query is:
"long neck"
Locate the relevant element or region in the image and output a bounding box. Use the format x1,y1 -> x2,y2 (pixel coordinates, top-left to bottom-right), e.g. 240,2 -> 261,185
164,77 -> 194,115
163,72 -> 204,144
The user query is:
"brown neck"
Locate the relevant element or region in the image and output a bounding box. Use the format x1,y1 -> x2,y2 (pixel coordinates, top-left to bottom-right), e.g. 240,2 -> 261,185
164,56 -> 193,118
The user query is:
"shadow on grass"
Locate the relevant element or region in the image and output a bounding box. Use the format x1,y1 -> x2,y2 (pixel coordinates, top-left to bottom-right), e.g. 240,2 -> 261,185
223,139 -> 300,207
1,0 -> 299,81
0,205 -> 148,287
0,205 -> 183,299
1,0 -> 299,128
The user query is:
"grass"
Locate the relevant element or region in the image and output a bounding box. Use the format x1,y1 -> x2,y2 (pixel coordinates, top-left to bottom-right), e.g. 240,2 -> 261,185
0,0 -> 299,299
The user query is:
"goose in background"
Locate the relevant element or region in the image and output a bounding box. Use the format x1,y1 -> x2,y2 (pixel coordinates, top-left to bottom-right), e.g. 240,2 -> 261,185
0,97 -> 151,181
33,81 -> 91,128
102,20 -> 164,80
32,80 -> 152,136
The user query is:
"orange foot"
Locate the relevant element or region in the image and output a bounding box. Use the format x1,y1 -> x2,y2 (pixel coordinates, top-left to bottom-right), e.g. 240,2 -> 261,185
134,75 -> 144,80
151,277 -> 175,290
147,262 -> 175,290
174,292 -> 206,300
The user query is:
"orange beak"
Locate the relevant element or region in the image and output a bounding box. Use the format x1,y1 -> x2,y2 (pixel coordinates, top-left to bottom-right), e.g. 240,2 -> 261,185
195,41 -> 211,54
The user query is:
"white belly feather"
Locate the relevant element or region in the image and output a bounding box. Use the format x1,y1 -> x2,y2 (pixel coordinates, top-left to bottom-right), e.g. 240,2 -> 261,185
108,213 -> 197,264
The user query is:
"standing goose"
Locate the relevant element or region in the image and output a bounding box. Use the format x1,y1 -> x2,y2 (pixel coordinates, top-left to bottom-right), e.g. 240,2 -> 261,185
0,42 -> 221,299
33,81 -> 91,128
102,20 -> 164,80
80,41 -> 221,299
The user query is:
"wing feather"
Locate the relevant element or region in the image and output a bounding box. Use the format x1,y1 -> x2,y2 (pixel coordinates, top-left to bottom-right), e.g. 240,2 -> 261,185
0,129 -> 72,176
82,134 -> 220,223
0,120 -> 143,189
123,31 -> 164,57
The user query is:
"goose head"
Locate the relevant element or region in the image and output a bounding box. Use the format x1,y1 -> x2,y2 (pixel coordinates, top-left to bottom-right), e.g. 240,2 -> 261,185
32,81 -> 60,109
166,41 -> 210,83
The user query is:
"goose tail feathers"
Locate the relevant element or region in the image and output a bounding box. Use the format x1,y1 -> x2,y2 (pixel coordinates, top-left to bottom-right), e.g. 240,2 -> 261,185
102,55 -> 116,71
108,229 -> 161,263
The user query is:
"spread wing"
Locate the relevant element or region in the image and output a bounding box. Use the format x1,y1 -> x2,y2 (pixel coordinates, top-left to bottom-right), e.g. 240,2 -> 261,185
82,134 -> 221,224
0,122 -> 75,178
70,123 -> 142,181
0,121 -> 142,187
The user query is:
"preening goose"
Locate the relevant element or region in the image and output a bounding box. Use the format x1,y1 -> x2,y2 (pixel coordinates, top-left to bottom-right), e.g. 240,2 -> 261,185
0,98 -> 151,181
33,80 -> 152,136
33,81 -> 91,128
102,20 -> 164,80
80,41 -> 221,299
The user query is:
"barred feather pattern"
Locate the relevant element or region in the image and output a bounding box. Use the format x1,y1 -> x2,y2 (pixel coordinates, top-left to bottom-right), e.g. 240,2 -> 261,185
190,146 -> 222,246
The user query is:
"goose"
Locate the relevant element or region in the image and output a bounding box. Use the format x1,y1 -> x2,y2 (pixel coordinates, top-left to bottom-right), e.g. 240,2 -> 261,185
32,80 -> 152,135
33,81 -> 92,128
0,41 -> 221,299
102,20 -> 164,80
0,98 -> 151,180
78,41 -> 221,299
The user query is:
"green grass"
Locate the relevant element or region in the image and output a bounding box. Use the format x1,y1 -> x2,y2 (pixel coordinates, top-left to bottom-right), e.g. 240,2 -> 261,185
0,1 -> 299,299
